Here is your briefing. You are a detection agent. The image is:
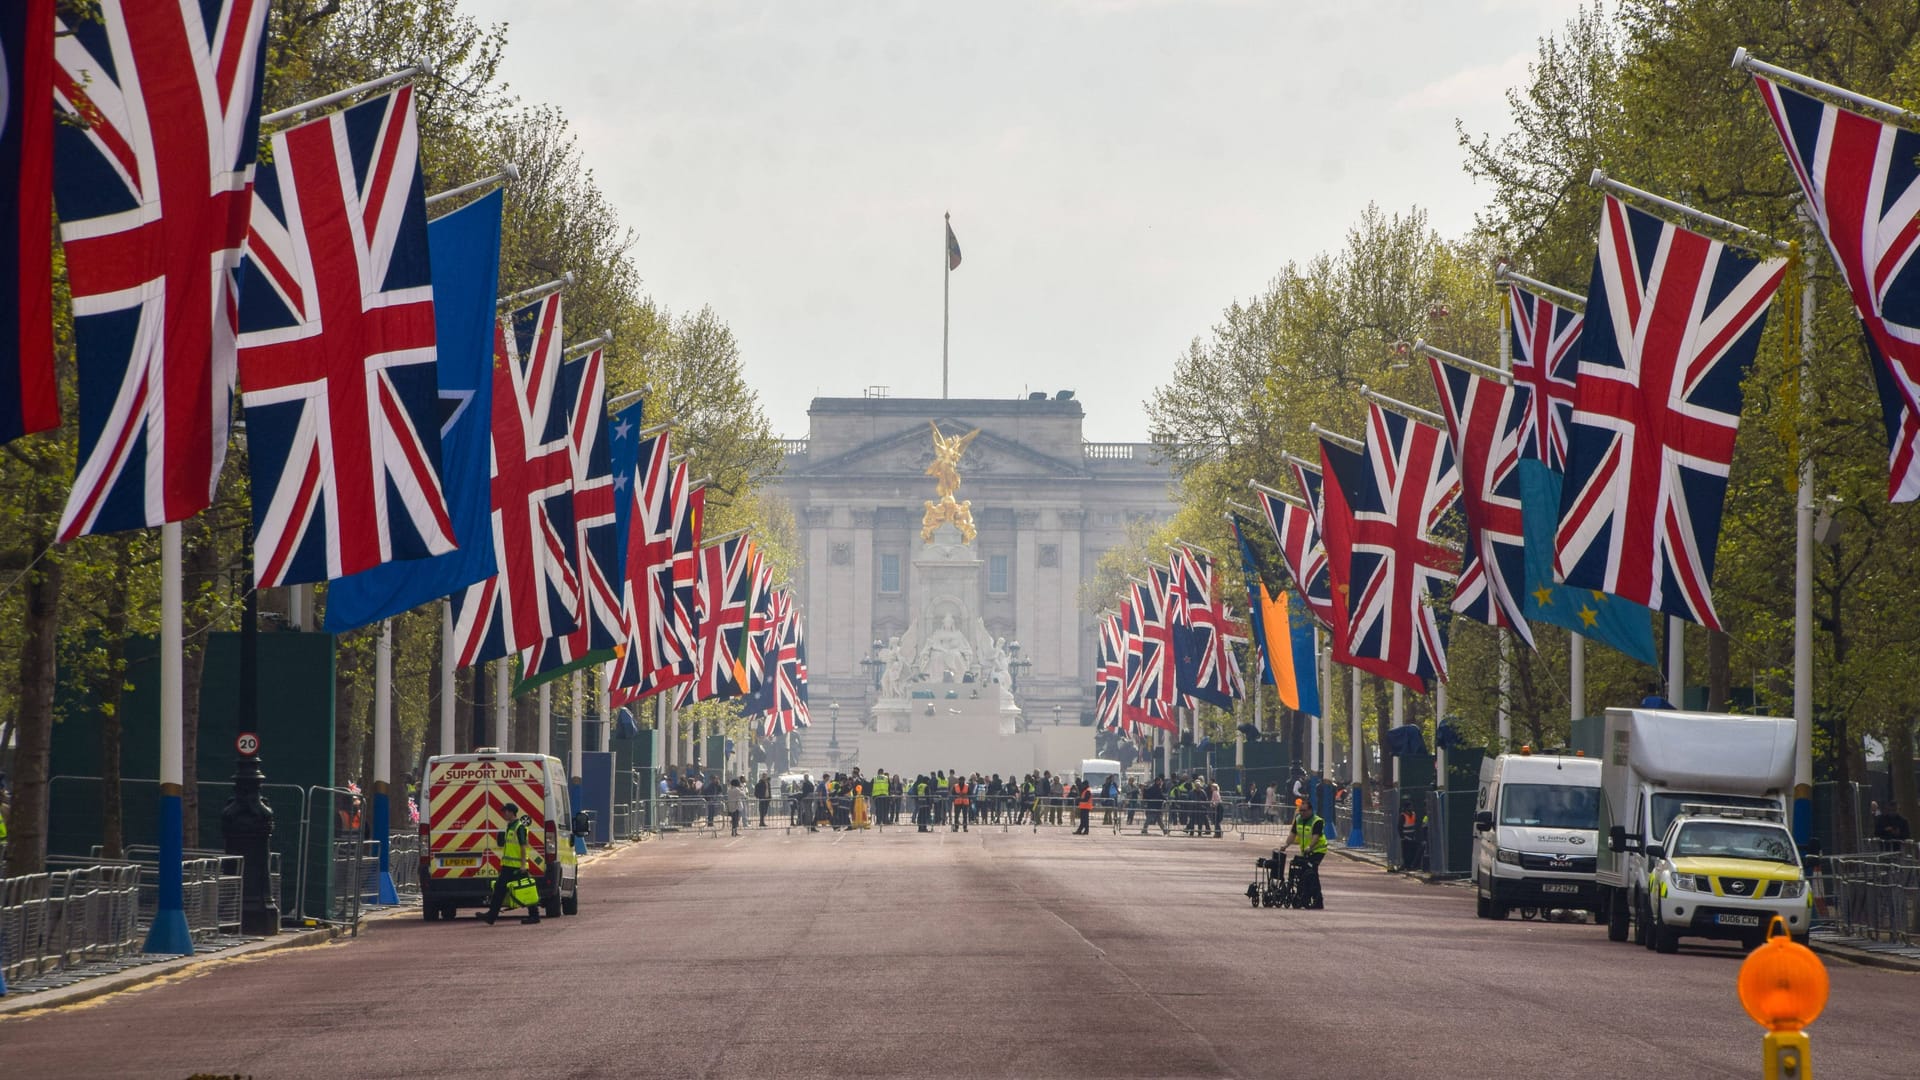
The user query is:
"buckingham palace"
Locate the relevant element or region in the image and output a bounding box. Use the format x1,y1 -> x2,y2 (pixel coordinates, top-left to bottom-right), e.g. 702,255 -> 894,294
770,390 -> 1178,771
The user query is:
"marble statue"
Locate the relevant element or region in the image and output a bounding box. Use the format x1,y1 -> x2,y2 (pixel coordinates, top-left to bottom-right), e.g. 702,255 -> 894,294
876,636 -> 906,700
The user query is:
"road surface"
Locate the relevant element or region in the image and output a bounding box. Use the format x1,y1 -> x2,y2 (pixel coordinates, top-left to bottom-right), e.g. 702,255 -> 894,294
3,823 -> 1913,1078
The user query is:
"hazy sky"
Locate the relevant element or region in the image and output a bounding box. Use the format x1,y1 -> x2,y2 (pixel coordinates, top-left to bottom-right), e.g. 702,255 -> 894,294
461,0 -> 1588,441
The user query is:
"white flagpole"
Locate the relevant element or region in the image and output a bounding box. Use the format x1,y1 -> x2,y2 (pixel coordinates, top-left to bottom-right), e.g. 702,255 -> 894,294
144,521 -> 192,955
1391,684 -> 1405,785
538,681 -> 552,758
372,621 -> 398,903
440,601 -> 456,756
1319,635 -> 1332,776
493,659 -> 510,749
1434,680 -> 1448,789
1571,635 -> 1587,726
1346,665 -> 1363,847
1793,218 -> 1816,839
1667,617 -> 1685,705
943,212 -> 951,399
1495,286 -> 1516,751
570,669 -> 585,783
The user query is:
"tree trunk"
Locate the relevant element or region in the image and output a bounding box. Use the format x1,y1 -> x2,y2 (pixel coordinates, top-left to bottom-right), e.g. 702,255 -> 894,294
1708,629 -> 1731,712
1889,718 -> 1917,835
98,536 -> 133,859
6,533 -> 61,877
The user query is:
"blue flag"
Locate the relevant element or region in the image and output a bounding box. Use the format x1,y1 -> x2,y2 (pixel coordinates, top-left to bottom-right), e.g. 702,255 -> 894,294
1517,459 -> 1656,665
1233,515 -> 1321,718
324,190 -> 504,632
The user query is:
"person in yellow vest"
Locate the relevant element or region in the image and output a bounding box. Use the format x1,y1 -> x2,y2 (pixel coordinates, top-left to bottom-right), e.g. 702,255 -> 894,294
1281,798 -> 1328,909
484,811 -> 544,924
871,771 -> 891,826
950,777 -> 971,833
1072,780 -> 1094,835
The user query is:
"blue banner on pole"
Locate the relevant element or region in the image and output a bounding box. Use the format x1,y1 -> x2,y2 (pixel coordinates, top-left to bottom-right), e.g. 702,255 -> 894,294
1517,459 -> 1656,665
324,191 -> 504,632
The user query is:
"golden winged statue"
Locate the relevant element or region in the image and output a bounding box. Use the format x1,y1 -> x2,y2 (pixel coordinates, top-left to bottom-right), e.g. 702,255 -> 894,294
921,422 -> 982,542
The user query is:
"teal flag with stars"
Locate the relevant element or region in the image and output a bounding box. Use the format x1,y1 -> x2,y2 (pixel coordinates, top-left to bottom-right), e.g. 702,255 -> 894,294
1518,460 -> 1657,664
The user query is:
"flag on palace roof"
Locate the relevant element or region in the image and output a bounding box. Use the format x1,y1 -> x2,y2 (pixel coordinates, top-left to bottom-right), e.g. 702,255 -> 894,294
237,84 -> 452,587
0,0 -> 56,446
1752,68 -> 1920,502
1555,193 -> 1786,630
52,0 -> 270,540
324,189 -> 504,633
449,294 -> 580,666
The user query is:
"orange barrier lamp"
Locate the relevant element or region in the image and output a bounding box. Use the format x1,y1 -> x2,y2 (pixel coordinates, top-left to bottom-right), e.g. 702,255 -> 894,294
1736,915 -> 1828,1080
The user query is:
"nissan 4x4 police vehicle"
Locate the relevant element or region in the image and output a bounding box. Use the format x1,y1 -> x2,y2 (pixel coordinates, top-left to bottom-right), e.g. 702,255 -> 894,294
1642,804 -> 1811,954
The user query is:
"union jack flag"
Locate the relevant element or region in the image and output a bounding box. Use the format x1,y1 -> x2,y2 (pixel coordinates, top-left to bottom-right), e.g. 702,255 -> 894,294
1256,486 -> 1334,628
1121,584 -> 1176,731
1346,404 -> 1461,691
1555,194 -> 1786,629
762,595 -> 807,738
1172,546 -> 1245,708
1507,282 -> 1583,471
682,533 -> 751,704
1753,71 -> 1920,501
51,0 -> 270,540
740,582 -> 786,721
665,479 -> 705,694
236,85 -> 452,586
608,426 -> 675,707
1096,612 -> 1129,733
1316,437 -> 1418,687
449,296 -> 580,666
1429,357 -> 1533,646
518,348 -> 620,688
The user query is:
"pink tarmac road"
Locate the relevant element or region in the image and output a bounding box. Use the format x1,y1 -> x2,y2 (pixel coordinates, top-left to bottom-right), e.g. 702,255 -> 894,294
3,826 -> 1914,1079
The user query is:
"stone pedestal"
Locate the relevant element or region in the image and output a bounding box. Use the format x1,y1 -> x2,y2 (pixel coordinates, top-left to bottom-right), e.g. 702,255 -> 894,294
872,698 -> 912,734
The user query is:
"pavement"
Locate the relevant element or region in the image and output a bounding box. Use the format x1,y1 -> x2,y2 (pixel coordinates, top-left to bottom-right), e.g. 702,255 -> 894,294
2,823 -> 1915,1079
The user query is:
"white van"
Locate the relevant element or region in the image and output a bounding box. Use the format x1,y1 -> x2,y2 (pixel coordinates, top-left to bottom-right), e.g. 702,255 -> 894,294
418,750 -> 584,921
1473,753 -> 1603,921
1079,759 -> 1123,791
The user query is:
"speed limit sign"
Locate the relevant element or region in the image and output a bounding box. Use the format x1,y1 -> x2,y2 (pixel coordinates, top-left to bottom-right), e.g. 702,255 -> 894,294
235,732 -> 261,756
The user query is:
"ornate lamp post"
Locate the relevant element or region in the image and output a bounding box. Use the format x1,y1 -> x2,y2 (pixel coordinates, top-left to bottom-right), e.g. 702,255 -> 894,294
858,638 -> 886,690
1006,640 -> 1032,692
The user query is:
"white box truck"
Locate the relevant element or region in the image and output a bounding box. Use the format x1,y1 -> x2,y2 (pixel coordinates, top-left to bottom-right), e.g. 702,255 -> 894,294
1472,752 -> 1603,920
1596,709 -> 1796,946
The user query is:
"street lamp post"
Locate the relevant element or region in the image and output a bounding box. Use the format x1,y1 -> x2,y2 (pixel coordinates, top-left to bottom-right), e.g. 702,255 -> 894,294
1007,639 -> 1032,692
827,702 -> 841,772
858,638 -> 886,690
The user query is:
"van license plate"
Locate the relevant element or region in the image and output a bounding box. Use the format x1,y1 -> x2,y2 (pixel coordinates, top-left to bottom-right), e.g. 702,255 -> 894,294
1542,883 -> 1579,894
1715,913 -> 1761,927
438,855 -> 478,867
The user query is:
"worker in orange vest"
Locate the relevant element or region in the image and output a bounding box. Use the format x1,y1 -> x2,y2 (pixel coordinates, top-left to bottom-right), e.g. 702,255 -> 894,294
1072,780 -> 1095,835
950,777 -> 971,833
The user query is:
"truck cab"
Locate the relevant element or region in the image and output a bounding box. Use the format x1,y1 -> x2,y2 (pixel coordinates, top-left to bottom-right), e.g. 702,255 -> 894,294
1473,753 -> 1602,920
1643,805 -> 1811,952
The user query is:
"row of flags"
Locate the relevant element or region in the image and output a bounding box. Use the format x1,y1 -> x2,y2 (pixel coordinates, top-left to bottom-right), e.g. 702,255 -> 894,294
0,1 -> 807,734
1218,54 -> 1920,704
1093,545 -> 1249,736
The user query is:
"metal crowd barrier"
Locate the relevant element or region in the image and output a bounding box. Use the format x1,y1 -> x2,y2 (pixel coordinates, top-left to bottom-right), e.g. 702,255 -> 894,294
112,846 -> 244,940
1820,840 -> 1919,945
0,861 -> 143,986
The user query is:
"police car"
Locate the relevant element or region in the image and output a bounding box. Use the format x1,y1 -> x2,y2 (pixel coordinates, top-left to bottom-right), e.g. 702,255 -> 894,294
1643,804 -> 1811,953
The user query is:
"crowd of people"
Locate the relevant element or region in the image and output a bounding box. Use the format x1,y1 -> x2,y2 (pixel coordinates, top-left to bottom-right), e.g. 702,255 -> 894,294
653,765 -> 1351,841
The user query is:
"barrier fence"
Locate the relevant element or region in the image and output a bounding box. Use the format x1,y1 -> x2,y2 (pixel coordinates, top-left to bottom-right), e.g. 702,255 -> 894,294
1818,839 -> 1919,946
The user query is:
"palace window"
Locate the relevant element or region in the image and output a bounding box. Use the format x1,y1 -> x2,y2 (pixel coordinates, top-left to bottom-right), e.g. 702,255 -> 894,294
988,553 -> 1009,595
879,553 -> 901,594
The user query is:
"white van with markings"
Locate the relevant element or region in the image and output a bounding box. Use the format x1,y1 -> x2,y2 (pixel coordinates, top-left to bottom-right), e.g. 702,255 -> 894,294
418,749 -> 584,921
1473,752 -> 1603,921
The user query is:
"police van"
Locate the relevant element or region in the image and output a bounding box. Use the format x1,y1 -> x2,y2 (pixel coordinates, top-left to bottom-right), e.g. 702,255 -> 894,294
418,749 -> 585,921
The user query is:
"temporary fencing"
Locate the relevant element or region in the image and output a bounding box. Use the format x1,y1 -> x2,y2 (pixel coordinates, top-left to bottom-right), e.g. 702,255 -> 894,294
0,861 -> 142,988
1818,840 -> 1919,947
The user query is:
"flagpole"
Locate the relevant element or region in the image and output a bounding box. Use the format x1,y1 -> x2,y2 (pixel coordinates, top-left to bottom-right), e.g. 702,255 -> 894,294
1666,617 -> 1685,706
1346,666 -> 1364,847
1570,633 -> 1586,725
538,681 -> 552,758
1391,684 -> 1404,786
493,659 -> 510,749
569,670 -> 585,784
372,620 -> 399,904
144,520 -> 193,955
942,212 -> 951,400
1318,634 -> 1331,776
440,601 -> 456,756
1792,215 -> 1817,843
1494,287 -> 1514,751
